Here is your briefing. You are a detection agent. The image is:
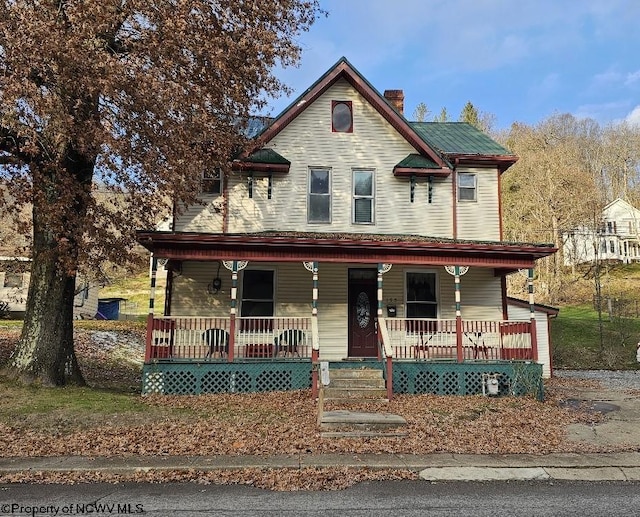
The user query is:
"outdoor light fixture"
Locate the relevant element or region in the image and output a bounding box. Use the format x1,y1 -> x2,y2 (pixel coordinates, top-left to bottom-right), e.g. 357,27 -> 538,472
207,262 -> 223,294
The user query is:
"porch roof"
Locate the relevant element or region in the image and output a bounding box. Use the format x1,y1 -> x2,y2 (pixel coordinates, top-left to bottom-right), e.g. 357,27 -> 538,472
136,231 -> 556,271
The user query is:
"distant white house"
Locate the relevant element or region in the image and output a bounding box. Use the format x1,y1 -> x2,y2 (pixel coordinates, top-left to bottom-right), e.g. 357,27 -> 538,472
0,256 -> 101,319
563,198 -> 640,265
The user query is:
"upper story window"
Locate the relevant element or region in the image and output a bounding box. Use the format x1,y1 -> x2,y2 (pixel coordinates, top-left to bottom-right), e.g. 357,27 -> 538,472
201,169 -> 222,195
353,170 -> 374,224
406,271 -> 437,318
332,101 -> 353,133
457,173 -> 477,202
308,168 -> 331,223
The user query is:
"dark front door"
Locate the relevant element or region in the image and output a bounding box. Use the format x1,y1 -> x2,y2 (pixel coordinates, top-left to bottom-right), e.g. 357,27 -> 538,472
348,269 -> 378,357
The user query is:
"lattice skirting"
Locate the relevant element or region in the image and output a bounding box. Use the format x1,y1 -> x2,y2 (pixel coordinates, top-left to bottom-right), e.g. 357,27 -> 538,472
392,362 -> 543,399
142,362 -> 312,395
142,360 -> 542,398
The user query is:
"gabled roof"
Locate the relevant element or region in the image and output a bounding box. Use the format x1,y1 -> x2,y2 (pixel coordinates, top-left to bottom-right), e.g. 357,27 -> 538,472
237,57 -> 517,174
244,57 -> 451,173
603,198 -> 640,216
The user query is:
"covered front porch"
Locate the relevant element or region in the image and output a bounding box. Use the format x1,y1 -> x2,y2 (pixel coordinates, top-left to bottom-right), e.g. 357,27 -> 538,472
137,231 -> 555,398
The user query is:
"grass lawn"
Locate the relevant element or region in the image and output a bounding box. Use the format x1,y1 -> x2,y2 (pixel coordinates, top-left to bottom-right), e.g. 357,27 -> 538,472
551,304 -> 640,370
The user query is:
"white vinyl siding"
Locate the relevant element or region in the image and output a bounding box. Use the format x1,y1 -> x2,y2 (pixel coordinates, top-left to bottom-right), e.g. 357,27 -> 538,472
224,79 -> 454,238
507,304 -> 552,379
456,168 -> 501,241
174,196 -> 225,233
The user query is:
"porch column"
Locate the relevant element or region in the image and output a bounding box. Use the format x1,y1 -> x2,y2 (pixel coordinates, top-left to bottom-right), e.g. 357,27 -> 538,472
445,265 -> 469,363
528,267 -> 539,361
144,256 -> 159,362
223,260 -> 249,362
304,261 -> 320,398
378,263 -> 393,401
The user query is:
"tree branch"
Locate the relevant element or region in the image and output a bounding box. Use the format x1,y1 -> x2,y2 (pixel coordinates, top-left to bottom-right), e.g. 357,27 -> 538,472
1,127 -> 31,165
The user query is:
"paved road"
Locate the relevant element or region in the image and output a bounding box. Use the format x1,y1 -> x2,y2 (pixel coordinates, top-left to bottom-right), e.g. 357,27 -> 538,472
2,480 -> 640,517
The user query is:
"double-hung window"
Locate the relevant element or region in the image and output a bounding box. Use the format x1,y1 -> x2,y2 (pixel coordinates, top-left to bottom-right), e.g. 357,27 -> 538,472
353,170 -> 374,224
308,168 -> 331,223
457,173 -> 477,201
405,272 -> 437,318
201,169 -> 222,195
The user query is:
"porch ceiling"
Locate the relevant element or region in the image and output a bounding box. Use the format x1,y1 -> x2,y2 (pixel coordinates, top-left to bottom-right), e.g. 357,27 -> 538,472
136,231 -> 556,271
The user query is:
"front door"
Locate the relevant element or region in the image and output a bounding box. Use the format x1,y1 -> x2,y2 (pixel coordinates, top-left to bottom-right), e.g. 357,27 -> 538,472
348,269 -> 378,357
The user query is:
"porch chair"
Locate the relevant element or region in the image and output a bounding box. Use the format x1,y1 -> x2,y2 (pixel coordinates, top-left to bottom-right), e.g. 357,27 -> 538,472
465,332 -> 488,360
273,329 -> 304,358
203,328 -> 230,359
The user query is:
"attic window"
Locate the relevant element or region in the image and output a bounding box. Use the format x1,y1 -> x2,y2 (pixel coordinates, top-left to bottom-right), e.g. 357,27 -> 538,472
332,101 -> 353,133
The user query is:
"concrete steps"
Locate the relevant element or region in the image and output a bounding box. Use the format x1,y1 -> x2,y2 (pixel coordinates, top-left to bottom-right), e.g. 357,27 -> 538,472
318,367 -> 407,437
323,368 -> 388,403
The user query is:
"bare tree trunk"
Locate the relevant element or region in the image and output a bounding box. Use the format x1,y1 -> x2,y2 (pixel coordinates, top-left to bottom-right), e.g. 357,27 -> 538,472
6,240 -> 84,386
3,153 -> 92,386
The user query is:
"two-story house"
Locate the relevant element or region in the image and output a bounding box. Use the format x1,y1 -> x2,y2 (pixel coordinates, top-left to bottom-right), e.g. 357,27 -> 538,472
136,58 -> 556,398
563,198 -> 640,265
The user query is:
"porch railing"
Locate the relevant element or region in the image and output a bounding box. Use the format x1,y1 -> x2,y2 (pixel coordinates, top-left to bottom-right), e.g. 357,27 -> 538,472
145,315 -> 313,361
383,318 -> 533,361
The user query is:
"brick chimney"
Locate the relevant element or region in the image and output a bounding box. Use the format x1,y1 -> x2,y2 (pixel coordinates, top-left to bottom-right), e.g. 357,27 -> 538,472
384,89 -> 404,115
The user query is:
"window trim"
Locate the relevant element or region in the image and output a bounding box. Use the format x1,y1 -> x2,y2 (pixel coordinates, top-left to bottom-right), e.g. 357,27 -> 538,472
201,169 -> 222,195
331,100 -> 353,133
352,169 -> 375,225
404,269 -> 439,319
308,167 -> 332,224
457,173 -> 477,202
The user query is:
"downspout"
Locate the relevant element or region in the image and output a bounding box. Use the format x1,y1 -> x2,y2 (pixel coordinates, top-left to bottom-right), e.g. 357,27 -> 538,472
452,158 -> 459,239
164,266 -> 173,316
501,275 -> 509,320
497,169 -> 504,240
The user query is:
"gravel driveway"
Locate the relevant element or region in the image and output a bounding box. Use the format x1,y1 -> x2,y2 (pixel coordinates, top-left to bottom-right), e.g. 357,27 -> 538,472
554,369 -> 640,391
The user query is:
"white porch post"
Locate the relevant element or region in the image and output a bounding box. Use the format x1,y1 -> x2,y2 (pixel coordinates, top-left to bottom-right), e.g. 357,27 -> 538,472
223,260 -> 248,362
144,256 -> 159,362
376,263 -> 393,317
445,265 -> 469,363
377,263 -> 393,400
304,261 -> 320,398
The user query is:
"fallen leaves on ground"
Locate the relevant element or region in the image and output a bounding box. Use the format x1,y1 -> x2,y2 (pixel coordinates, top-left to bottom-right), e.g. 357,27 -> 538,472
0,327 -> 633,490
0,468 -> 418,490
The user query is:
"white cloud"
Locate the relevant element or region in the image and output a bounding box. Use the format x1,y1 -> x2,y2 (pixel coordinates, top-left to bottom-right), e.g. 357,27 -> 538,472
625,105 -> 640,126
625,70 -> 640,86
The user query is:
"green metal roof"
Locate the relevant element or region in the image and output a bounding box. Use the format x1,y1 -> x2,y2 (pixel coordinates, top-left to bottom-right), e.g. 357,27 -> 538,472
245,148 -> 290,165
395,153 -> 441,169
411,122 -> 513,156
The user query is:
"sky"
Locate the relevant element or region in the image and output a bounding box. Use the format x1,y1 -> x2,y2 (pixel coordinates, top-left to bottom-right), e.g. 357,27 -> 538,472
267,0 -> 640,130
